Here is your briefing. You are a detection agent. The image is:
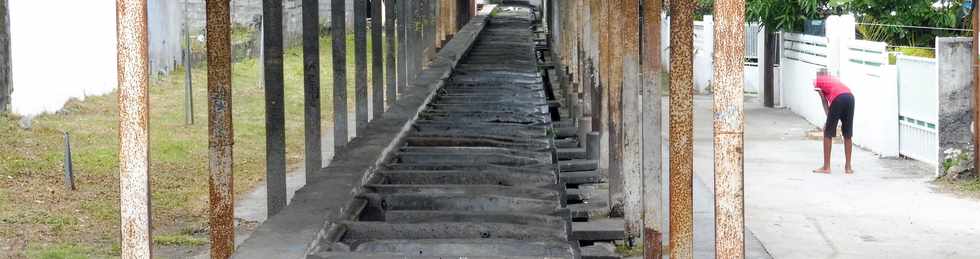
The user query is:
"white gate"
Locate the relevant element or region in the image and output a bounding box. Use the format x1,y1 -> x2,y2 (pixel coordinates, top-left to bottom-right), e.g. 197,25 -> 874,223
896,55 -> 939,165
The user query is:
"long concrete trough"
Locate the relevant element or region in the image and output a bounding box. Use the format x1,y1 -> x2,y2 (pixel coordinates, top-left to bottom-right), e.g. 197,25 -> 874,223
233,5 -> 593,259
310,7 -> 579,258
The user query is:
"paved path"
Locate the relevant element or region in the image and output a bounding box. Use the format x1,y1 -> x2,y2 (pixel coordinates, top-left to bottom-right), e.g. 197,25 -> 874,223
692,96 -> 980,259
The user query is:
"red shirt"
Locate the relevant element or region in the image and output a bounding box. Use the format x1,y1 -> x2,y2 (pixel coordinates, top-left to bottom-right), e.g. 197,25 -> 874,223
814,74 -> 851,105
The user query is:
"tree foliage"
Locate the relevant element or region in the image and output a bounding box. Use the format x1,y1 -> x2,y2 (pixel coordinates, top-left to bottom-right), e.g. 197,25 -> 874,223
744,0 -> 972,46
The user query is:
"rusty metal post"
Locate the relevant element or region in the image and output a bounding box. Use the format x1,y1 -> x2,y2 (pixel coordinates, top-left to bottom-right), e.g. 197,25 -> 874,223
116,0 -> 152,257
669,0 -> 696,257
371,0 -> 384,116
589,0 -> 602,134
607,0 -> 626,218
385,0 -> 397,108
713,0 -> 746,257
621,0 -> 643,243
641,0 -> 664,257
333,0 -> 349,149
205,0 -> 235,257
974,0 -> 979,175
263,0 -> 287,217
355,0 -> 369,133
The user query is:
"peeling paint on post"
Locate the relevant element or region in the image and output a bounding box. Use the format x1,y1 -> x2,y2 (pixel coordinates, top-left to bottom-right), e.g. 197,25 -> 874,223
621,0 -> 643,242
372,0 -> 384,118
355,0 -> 369,134
206,0 -> 235,257
116,0 -> 152,257
333,0 -> 349,149
669,0 -> 696,257
641,0 -> 665,257
385,0 -> 397,109
263,0 -> 287,217
713,0 -> 746,257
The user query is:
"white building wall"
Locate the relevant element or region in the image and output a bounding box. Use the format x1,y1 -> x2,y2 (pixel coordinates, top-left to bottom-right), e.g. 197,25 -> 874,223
9,0 -> 118,116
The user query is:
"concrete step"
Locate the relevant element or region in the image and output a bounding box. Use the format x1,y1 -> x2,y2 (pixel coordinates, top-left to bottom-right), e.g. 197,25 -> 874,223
559,170 -> 604,185
338,221 -> 568,242
580,242 -> 622,259
559,159 -> 599,172
572,218 -> 626,242
557,147 -> 587,160
358,192 -> 561,215
380,170 -> 556,187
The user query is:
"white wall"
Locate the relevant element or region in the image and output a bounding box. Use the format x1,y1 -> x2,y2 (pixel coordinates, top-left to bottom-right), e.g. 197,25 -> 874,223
9,0 -> 117,117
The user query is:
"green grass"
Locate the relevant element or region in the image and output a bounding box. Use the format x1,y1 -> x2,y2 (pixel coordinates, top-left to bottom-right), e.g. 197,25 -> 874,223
0,33 -> 389,257
25,244 -> 95,259
615,243 -> 644,257
154,234 -> 207,247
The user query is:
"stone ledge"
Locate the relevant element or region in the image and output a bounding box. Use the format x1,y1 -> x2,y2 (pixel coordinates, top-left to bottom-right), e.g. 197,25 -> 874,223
232,5 -> 497,259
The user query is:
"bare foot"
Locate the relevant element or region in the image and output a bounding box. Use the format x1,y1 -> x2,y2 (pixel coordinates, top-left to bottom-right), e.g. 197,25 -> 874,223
813,167 -> 831,174
845,168 -> 854,174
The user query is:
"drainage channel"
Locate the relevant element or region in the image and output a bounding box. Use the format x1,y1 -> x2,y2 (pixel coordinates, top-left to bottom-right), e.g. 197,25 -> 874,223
311,7 -> 578,259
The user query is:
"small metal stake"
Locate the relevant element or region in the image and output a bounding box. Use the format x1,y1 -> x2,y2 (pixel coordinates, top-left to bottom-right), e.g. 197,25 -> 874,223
63,132 -> 75,191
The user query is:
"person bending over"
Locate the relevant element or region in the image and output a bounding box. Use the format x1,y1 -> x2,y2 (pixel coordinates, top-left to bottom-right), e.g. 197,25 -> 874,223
813,69 -> 855,174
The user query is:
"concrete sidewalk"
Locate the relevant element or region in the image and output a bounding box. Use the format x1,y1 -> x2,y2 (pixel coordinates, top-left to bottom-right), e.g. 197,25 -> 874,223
692,96 -> 980,258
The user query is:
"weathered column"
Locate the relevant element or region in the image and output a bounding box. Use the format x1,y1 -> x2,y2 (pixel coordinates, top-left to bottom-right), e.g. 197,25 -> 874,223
669,0 -> 696,258
304,0 -> 322,177
641,0 -> 664,257
974,0 -> 979,173
607,0 -> 626,217
116,0 -> 152,257
396,0 -> 407,92
384,0 -> 396,108
713,0 -> 746,257
372,0 -> 384,118
0,0 -> 8,114
333,0 -> 349,149
620,0 -> 643,242
206,0 -> 235,257
590,0 -> 602,133
355,0 -> 368,134
263,0 -> 286,217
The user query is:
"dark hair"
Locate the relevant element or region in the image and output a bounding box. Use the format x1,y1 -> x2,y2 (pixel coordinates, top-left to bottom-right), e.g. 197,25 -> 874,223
817,68 -> 829,76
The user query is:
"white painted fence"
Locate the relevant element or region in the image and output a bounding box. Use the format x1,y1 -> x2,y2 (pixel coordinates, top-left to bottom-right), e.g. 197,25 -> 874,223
840,39 -> 898,157
779,33 -> 829,127
896,55 -> 939,164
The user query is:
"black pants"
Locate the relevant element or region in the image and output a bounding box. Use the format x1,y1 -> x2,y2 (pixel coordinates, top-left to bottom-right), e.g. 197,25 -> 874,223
825,93 -> 855,139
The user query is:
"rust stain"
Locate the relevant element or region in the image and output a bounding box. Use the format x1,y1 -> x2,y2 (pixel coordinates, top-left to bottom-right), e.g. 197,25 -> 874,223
116,0 -> 152,258
206,0 -> 235,257
644,228 -> 664,259
668,0 -> 696,257
620,0 -> 643,241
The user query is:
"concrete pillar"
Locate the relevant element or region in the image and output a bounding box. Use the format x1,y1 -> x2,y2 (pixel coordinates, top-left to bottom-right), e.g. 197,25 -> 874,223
305,0 -> 323,178
641,0 -> 665,256
607,0 -> 626,218
0,0 -> 9,113
355,0 -> 369,134
116,0 -> 152,257
263,0 -> 287,217
384,0 -> 397,108
712,0 -> 746,256
668,0 -> 696,257
371,0 -> 384,118
620,0 -> 643,242
937,38 -> 976,175
333,0 -> 349,149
